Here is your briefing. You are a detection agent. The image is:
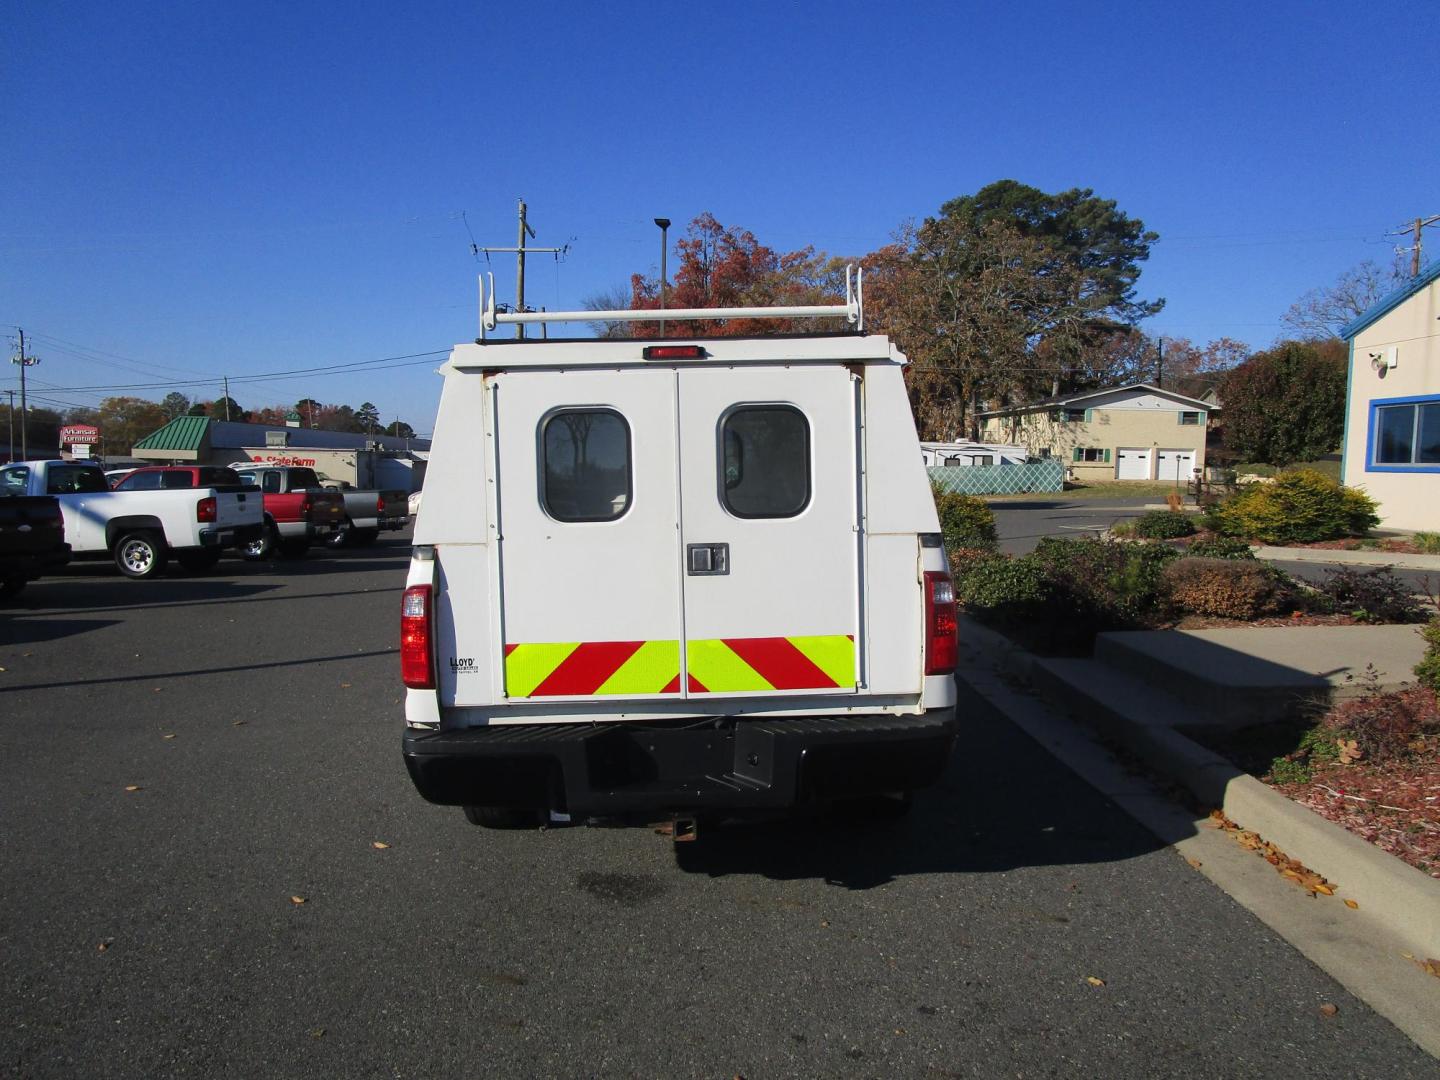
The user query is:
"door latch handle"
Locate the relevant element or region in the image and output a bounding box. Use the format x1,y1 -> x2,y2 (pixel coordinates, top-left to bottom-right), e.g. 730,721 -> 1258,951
687,543 -> 729,576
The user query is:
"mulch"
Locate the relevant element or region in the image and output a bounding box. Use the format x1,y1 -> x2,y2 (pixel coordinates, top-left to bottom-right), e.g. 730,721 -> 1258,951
1270,751 -> 1440,880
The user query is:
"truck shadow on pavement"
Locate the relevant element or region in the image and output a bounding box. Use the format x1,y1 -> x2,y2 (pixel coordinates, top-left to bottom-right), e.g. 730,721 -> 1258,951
674,680 -> 1170,888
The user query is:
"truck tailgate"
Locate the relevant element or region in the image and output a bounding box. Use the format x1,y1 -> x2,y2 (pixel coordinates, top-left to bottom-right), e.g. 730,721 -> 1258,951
214,490 -> 263,528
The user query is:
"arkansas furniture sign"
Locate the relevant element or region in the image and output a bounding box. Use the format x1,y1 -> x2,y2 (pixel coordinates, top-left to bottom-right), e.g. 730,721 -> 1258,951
59,424 -> 101,445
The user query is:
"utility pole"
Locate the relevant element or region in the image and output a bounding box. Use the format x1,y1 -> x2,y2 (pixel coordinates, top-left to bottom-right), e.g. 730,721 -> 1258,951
11,328 -> 39,459
476,199 -> 569,340
6,389 -> 14,462
1391,215 -> 1440,277
1155,336 -> 1164,388
222,376 -> 232,421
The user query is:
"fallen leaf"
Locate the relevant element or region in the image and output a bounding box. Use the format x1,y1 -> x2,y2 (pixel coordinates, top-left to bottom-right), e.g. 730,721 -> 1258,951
1344,899 -> 1359,909
1314,884 -> 1334,896
340,683 -> 351,689
1337,739 -> 1363,765
820,919 -> 830,928
309,1028 -> 325,1039
232,720 -> 247,726
290,895 -> 307,905
1186,858 -> 1203,869
1085,976 -> 1105,987
371,841 -> 390,850
162,733 -> 176,740
1319,1003 -> 1339,1018
97,941 -> 110,952
124,785 -> 142,793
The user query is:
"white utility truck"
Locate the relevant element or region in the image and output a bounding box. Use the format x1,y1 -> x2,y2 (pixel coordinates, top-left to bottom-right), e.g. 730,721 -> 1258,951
0,459 -> 264,577
401,268 -> 957,833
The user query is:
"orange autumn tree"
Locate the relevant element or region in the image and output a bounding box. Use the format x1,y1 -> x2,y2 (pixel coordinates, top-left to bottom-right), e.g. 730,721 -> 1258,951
624,213 -> 847,337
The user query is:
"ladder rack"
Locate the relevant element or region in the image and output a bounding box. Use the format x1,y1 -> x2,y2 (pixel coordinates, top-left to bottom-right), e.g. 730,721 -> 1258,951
478,264 -> 864,340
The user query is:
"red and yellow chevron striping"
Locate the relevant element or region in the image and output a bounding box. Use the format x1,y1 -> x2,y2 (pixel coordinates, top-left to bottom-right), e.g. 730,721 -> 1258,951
502,635 -> 855,698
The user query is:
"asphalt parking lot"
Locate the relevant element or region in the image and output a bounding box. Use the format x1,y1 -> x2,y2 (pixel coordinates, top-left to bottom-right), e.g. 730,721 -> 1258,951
1,534 -> 1431,1077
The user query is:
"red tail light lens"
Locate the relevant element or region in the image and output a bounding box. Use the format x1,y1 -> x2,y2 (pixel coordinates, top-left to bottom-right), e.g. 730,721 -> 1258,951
196,496 -> 217,523
401,584 -> 435,689
376,495 -> 384,513
300,495 -> 312,514
923,570 -> 958,675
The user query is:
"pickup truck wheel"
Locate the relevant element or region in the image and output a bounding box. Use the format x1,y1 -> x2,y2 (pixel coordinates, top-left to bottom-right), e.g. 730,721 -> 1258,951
176,549 -> 222,574
240,524 -> 278,561
350,528 -> 379,546
114,531 -> 169,579
278,538 -> 311,559
463,805 -> 541,829
0,574 -> 26,600
321,522 -> 351,548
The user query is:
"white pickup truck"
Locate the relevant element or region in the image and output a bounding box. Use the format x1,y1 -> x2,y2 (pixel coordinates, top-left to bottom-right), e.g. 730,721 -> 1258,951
0,459 -> 264,578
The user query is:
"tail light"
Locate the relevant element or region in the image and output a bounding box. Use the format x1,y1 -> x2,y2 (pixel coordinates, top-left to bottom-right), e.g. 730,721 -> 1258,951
923,570 -> 958,675
375,495 -> 385,513
196,496 -> 217,523
300,495 -> 312,515
401,584 -> 435,689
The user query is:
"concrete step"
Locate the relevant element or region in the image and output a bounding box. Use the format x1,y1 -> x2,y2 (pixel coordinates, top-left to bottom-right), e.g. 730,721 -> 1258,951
1092,625 -> 1427,728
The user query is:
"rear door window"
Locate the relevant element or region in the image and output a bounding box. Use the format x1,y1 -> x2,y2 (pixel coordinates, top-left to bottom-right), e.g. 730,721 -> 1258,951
540,408 -> 631,522
720,405 -> 810,518
47,465 -> 107,494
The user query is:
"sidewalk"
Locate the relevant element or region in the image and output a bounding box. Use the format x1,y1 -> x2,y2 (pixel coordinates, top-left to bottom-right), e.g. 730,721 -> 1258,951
1255,545 -> 1440,571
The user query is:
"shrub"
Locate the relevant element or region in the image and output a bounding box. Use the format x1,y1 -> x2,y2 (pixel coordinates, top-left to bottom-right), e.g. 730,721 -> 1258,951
947,545 -> 996,577
952,554 -> 1050,621
1316,566 -> 1429,624
1107,520 -> 1136,539
1185,536 -> 1256,560
933,489 -> 998,552
1031,537 -> 1178,626
1161,557 -> 1284,620
1131,511 -> 1196,539
1413,531 -> 1440,555
1210,469 -> 1379,544
1416,619 -> 1440,692
1321,679 -> 1440,764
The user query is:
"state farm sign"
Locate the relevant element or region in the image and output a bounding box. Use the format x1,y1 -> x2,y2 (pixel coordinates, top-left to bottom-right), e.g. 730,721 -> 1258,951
60,424 -> 100,445
238,451 -> 318,467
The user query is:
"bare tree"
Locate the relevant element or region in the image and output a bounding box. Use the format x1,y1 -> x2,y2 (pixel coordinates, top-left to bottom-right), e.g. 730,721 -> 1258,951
583,285 -> 636,338
1281,259 -> 1407,340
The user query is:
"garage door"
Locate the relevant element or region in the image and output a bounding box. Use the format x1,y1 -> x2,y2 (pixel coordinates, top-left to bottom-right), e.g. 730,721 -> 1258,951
1115,448 -> 1151,480
1156,450 -> 1195,484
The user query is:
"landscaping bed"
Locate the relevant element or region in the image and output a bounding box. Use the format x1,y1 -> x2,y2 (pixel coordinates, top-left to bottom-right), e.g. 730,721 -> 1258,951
1189,687 -> 1440,879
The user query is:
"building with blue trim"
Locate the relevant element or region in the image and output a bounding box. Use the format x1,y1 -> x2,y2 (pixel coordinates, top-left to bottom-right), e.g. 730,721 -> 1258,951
1340,262 -> 1440,531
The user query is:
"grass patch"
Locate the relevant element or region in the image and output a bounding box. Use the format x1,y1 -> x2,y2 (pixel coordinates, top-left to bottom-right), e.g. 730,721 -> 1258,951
1057,481 -> 1189,499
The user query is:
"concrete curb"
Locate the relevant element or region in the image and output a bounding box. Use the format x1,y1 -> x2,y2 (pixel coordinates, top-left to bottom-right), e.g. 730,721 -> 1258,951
958,614 -> 1440,957
1256,546 -> 1440,570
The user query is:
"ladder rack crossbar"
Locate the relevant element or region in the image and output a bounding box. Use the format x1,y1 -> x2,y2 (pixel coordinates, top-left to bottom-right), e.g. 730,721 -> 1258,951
478,265 -> 864,339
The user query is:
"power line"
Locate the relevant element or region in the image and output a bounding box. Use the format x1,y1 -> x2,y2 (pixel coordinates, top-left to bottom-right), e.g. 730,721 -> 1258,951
33,348 -> 451,394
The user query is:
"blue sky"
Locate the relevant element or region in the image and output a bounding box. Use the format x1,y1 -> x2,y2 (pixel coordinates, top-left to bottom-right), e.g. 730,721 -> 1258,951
3,0 -> 1435,434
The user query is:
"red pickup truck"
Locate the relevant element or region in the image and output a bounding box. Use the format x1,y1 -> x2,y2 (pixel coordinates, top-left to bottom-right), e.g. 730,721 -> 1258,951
224,465 -> 345,559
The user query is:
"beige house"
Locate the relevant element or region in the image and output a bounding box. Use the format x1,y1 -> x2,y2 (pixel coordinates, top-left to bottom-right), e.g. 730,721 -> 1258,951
978,383 -> 1212,484
1341,262 -> 1440,531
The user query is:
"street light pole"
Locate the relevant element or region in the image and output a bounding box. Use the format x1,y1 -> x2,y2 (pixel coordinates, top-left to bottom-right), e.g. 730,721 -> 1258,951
654,217 -> 670,338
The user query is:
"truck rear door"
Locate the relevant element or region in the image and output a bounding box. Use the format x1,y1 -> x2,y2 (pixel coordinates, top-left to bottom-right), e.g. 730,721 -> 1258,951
489,368 -> 684,703
676,364 -> 861,698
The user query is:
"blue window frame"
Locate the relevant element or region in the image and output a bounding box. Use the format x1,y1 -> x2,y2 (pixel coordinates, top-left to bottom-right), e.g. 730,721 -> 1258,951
1366,395 -> 1440,472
